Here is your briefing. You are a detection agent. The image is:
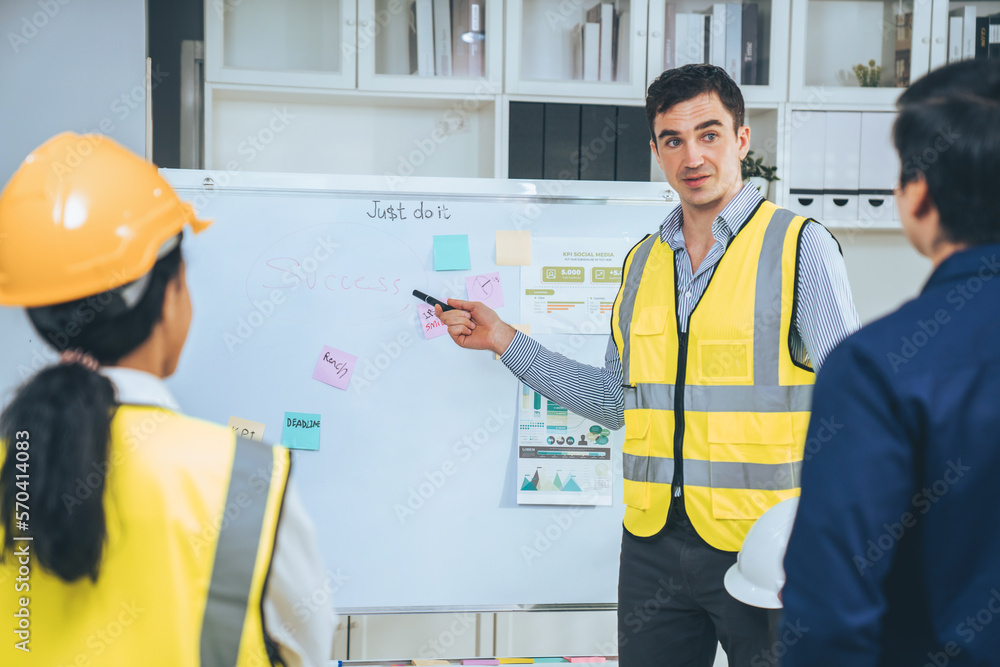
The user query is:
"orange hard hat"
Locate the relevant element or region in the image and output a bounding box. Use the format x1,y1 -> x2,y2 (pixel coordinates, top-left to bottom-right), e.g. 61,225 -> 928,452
0,132 -> 211,307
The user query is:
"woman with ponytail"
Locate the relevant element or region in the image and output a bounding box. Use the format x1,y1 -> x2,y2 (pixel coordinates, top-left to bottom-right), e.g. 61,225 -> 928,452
0,134 -> 334,666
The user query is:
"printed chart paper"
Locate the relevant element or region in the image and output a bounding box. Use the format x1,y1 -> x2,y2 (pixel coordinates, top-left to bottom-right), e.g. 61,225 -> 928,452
516,384 -> 615,506
520,237 -> 633,334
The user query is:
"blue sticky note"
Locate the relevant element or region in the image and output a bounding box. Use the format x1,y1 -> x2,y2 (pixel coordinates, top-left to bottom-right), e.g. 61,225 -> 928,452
282,412 -> 321,451
433,234 -> 471,271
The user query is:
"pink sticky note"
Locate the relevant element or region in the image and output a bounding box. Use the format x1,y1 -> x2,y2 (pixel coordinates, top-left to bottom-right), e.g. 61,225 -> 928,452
466,272 -> 505,308
312,346 -> 357,390
418,303 -> 448,340
564,658 -> 605,663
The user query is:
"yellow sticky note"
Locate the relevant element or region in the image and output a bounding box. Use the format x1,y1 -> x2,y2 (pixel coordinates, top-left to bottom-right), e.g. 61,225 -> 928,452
496,230 -> 531,265
499,659 -> 535,664
497,324 -> 531,360
227,416 -> 265,442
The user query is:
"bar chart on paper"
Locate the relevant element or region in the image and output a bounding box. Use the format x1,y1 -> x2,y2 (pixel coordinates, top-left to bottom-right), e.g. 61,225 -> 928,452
516,384 -> 617,506
521,237 -> 633,334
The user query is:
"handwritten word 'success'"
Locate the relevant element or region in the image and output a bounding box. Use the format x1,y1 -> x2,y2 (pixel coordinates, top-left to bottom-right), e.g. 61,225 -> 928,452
368,200 -> 452,221
321,352 -> 350,378
286,417 -> 320,429
263,257 -> 402,294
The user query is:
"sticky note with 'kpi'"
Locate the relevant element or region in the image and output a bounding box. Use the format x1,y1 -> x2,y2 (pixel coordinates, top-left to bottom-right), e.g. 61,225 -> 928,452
228,416 -> 265,442
312,345 -> 357,390
433,234 -> 471,271
282,412 -> 321,451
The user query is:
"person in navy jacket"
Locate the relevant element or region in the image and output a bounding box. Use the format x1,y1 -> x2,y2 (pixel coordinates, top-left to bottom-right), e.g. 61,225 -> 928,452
780,58 -> 1000,666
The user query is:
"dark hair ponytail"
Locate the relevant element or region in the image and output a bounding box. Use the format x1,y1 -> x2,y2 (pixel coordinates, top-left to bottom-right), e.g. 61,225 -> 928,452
1,366 -> 116,581
1,240 -> 183,582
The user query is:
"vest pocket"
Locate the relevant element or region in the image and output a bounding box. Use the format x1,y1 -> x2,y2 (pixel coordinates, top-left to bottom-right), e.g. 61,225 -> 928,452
696,340 -> 752,383
706,412 -> 795,520
630,306 -> 670,383
622,409 -> 652,510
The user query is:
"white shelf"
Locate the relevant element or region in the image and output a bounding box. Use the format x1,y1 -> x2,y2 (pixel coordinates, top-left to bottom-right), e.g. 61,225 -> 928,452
505,0 -> 650,99
206,0 -> 357,89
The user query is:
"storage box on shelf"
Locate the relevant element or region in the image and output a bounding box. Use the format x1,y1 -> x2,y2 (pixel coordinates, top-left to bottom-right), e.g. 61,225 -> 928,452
781,106 -> 900,229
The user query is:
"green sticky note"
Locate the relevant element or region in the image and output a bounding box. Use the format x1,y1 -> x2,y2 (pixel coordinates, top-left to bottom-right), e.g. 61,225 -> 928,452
282,412 -> 321,451
433,234 -> 471,271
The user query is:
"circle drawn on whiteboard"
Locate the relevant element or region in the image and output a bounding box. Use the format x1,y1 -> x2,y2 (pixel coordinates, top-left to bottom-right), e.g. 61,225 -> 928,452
245,222 -> 425,325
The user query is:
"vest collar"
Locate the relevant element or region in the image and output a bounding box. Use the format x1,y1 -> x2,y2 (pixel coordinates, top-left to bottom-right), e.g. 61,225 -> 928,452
922,242 -> 1000,294
100,366 -> 181,411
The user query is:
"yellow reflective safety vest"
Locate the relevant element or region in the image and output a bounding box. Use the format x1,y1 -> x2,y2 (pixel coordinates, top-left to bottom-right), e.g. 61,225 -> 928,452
0,404 -> 291,666
611,201 -> 816,551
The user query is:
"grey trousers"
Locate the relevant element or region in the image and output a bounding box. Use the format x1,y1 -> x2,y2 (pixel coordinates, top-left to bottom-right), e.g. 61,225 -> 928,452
617,505 -> 781,667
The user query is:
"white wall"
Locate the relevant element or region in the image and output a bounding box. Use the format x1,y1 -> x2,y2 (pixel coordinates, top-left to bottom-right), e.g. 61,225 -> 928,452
0,0 -> 147,185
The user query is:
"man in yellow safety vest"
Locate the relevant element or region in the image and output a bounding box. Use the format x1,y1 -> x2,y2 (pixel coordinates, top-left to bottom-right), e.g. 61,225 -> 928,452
435,64 -> 860,665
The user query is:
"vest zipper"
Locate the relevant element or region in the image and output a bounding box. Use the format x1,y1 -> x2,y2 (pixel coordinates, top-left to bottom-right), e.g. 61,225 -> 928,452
671,331 -> 689,516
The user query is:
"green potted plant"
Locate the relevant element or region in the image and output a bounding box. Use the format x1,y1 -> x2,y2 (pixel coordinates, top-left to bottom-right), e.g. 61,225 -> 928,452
741,150 -> 779,197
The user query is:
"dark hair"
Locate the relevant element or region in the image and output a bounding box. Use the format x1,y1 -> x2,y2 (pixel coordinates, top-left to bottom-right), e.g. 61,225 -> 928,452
646,64 -> 745,145
893,63 -> 1000,246
898,59 -> 1000,108
0,240 -> 183,582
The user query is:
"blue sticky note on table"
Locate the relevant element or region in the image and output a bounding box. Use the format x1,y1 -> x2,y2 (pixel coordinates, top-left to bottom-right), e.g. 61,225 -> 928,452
433,234 -> 471,271
282,412 -> 321,451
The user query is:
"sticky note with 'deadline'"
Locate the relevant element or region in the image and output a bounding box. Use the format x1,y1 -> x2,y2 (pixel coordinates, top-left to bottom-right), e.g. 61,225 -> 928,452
312,345 -> 357,390
496,230 -> 531,265
417,303 -> 448,339
433,234 -> 471,271
466,271 -> 504,308
282,412 -> 321,451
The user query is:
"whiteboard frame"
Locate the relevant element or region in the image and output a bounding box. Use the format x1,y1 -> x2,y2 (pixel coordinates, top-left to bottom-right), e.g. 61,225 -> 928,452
160,169 -> 674,615
162,169 -> 677,206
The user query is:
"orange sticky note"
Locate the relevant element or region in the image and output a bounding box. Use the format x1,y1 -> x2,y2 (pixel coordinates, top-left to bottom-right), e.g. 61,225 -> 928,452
496,230 -> 531,265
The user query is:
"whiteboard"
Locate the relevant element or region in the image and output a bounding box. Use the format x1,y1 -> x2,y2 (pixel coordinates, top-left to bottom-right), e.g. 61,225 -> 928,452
0,171 -> 677,613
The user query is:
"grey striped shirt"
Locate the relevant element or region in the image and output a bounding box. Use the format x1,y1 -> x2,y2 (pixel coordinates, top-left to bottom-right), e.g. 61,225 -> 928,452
500,183 -> 860,430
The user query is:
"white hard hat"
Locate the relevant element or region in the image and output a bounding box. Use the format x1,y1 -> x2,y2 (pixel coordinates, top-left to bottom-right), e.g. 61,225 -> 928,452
724,497 -> 800,609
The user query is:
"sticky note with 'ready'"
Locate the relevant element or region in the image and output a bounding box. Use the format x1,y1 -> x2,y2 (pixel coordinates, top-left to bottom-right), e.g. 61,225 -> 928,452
496,324 -> 531,360
282,412 -> 321,451
312,346 -> 357,390
227,416 -> 265,442
496,230 -> 531,265
433,234 -> 471,271
418,303 -> 448,340
466,272 -> 504,308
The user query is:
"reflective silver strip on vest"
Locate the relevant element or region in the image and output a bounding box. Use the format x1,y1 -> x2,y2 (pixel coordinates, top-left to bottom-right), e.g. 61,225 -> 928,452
753,208 -> 797,386
618,235 -> 658,387
624,382 -> 813,413
623,452 -> 674,485
200,437 -> 282,667
624,454 -> 801,491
